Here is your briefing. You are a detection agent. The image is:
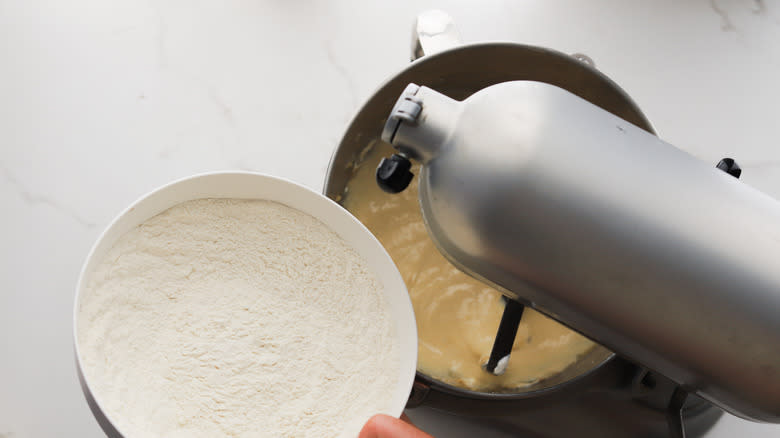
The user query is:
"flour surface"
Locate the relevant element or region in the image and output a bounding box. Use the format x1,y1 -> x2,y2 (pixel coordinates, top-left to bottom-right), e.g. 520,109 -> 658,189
78,198 -> 400,438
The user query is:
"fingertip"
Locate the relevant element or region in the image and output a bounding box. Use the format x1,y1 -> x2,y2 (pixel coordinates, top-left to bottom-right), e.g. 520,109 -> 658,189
358,413 -> 433,438
358,414 -> 389,438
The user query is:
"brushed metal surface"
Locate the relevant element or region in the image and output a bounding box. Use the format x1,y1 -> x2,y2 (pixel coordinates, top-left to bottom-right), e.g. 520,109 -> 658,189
386,80 -> 780,422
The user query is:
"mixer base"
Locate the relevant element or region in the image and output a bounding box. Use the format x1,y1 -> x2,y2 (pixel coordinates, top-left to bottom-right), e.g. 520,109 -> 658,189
405,357 -> 723,438
407,397 -> 722,438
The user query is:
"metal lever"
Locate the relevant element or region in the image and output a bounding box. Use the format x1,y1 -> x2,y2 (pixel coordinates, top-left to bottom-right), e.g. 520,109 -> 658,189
667,387 -> 689,438
484,298 -> 525,375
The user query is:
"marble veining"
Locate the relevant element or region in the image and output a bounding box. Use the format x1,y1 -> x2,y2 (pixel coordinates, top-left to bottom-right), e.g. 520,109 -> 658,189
207,86 -> 236,125
0,164 -> 97,229
710,0 -> 737,31
709,0 -> 777,34
325,40 -> 360,109
155,10 -> 168,69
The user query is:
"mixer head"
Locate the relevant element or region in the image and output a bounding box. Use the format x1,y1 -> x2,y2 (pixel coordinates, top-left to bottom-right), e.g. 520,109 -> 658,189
374,80 -> 780,423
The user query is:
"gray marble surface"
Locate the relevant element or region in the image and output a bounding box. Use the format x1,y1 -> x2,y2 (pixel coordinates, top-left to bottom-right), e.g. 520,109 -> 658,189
1,1 -> 779,437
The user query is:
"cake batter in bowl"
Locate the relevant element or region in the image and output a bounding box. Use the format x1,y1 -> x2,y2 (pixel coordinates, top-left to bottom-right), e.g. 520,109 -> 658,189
343,144 -> 599,393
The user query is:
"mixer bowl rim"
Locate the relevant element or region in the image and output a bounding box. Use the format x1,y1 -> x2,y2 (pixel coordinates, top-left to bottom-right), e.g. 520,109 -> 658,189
323,40 -> 662,399
324,40 -> 657,198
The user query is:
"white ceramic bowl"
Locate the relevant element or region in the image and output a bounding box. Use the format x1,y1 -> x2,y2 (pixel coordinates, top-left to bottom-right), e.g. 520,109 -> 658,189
73,171 -> 418,438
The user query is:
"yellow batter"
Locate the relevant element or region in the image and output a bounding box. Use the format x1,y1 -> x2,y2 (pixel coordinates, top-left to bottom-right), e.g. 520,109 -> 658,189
342,142 -> 597,392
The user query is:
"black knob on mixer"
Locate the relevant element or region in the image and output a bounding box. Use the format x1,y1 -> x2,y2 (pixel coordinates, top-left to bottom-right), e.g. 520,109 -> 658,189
376,154 -> 414,193
716,157 -> 742,179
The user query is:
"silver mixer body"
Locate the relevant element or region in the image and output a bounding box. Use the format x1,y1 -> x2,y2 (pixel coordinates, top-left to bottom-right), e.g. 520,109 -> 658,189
325,37 -> 728,437
382,81 -> 780,423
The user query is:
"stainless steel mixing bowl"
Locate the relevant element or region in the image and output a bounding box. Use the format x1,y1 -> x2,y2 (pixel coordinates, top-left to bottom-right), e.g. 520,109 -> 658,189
323,40 -> 657,407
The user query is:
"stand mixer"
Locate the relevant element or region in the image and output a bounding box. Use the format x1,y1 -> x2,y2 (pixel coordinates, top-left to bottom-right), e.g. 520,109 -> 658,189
324,10 -> 780,438
377,78 -> 780,424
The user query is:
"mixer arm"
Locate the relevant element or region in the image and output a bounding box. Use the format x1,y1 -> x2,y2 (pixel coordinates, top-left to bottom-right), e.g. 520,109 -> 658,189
377,80 -> 780,423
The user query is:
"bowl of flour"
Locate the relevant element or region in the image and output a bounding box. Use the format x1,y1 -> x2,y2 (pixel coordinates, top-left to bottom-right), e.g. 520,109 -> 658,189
73,171 -> 417,438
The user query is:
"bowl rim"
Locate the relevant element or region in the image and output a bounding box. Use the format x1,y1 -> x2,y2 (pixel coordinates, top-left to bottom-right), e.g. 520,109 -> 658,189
323,41 -> 657,201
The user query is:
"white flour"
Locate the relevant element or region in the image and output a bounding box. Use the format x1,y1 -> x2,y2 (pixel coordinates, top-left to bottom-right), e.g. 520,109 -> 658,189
77,198 -> 400,438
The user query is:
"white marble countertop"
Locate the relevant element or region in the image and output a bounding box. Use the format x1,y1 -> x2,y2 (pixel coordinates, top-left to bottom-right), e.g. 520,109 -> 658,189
1,1 -> 779,437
